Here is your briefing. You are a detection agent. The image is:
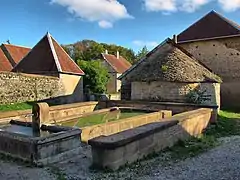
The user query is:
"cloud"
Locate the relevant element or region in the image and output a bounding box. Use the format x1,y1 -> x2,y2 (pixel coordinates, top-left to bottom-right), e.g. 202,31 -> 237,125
133,40 -> 158,48
218,0 -> 240,12
144,0 -> 240,13
144,0 -> 177,12
143,0 -> 210,13
50,0 -> 133,28
98,20 -> 113,28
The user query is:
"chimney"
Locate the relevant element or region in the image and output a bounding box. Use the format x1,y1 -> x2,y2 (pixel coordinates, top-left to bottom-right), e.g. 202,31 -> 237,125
105,49 -> 108,54
117,51 -> 120,59
173,34 -> 178,44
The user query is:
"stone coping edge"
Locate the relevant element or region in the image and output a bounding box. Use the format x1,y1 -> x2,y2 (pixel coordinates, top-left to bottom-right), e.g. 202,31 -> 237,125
88,120 -> 178,149
0,128 -> 81,145
103,100 -> 219,109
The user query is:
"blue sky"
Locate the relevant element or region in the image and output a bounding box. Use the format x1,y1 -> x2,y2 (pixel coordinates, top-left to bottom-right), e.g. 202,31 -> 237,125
1,0 -> 240,52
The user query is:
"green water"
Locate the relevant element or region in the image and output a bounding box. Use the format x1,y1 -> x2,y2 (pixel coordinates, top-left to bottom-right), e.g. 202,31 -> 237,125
61,111 -> 147,128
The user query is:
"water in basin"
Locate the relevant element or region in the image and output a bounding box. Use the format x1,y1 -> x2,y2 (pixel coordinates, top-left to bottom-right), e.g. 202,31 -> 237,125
0,124 -> 51,137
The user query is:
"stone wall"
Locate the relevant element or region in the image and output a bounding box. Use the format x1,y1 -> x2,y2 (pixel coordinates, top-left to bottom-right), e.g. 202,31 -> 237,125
89,108 -> 212,170
179,37 -> 240,107
131,81 -> 220,107
0,72 -> 65,104
81,110 -> 172,142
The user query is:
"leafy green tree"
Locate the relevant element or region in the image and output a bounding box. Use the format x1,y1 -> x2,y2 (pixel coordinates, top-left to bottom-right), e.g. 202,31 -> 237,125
136,46 -> 149,60
78,60 -> 109,94
63,39 -> 136,63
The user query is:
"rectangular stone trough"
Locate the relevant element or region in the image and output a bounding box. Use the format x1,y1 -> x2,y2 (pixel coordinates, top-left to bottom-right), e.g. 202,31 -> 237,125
0,125 -> 82,166
89,108 -> 213,170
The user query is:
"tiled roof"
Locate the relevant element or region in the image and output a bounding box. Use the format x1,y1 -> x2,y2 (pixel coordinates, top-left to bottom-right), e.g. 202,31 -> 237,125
51,38 -> 84,75
1,44 -> 30,65
177,11 -> 240,43
0,48 -> 12,71
102,53 -> 132,73
12,33 -> 84,75
119,38 -> 221,83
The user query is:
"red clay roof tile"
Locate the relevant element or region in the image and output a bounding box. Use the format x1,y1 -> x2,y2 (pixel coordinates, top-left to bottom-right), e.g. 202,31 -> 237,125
13,33 -> 84,75
51,37 -> 85,75
0,48 -> 12,71
2,44 -> 30,65
102,54 -> 132,73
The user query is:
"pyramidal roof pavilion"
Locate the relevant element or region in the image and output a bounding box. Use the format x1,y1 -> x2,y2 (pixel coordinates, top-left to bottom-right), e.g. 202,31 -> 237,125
12,32 -> 84,76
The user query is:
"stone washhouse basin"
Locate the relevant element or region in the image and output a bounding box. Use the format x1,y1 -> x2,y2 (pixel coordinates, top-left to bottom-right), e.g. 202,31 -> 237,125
0,103 -> 82,166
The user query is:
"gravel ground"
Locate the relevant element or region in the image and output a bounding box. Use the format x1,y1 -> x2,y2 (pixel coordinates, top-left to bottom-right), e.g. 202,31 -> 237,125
0,162 -> 55,180
0,136 -> 240,180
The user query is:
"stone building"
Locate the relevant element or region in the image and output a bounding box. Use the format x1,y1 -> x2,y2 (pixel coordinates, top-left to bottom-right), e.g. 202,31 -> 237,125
101,51 -> 131,93
11,32 -> 85,103
119,38 -> 222,107
176,10 -> 240,107
0,32 -> 85,104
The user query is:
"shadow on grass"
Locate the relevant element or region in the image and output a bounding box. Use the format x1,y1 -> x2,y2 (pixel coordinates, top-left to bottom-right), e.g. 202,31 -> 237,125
206,111 -> 240,138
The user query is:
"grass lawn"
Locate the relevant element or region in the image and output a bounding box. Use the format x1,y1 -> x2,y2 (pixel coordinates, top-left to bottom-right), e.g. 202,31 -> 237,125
162,109 -> 240,160
61,111 -> 147,128
0,102 -> 33,112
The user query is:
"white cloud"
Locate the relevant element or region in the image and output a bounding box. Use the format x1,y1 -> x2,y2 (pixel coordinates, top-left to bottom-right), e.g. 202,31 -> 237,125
218,0 -> 240,12
144,0 -> 240,13
50,0 -> 133,28
143,0 -> 210,13
98,20 -> 113,28
144,0 -> 177,12
133,40 -> 158,47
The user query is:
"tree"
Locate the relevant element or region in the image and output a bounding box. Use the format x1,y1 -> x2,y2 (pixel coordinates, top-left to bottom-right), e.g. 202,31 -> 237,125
63,39 -> 136,63
136,46 -> 149,60
78,60 -> 109,94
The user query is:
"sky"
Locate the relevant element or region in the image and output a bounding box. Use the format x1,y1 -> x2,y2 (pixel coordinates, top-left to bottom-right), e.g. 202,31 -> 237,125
1,0 -> 240,52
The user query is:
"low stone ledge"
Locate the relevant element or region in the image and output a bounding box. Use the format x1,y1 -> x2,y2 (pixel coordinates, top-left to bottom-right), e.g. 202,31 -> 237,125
89,120 -> 178,149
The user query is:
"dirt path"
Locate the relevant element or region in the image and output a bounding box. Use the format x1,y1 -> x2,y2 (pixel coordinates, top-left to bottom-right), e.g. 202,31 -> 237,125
0,136 -> 240,180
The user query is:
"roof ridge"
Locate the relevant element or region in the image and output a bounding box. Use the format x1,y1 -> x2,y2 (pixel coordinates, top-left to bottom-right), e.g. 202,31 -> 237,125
50,35 -> 85,75
213,11 -> 240,31
177,11 -> 214,39
46,33 -> 62,72
177,10 -> 240,43
2,43 -> 31,49
118,38 -> 169,79
102,53 -> 119,72
119,38 -> 221,82
167,39 -> 221,82
168,39 -> 215,73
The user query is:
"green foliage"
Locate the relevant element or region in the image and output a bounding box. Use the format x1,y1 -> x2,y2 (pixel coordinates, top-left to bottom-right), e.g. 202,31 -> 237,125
62,40 -> 135,64
78,60 -> 109,94
161,65 -> 168,72
186,88 -> 211,104
136,46 -> 149,60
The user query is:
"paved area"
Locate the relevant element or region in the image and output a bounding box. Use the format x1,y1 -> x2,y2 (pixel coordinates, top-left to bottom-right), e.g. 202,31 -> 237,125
0,136 -> 240,180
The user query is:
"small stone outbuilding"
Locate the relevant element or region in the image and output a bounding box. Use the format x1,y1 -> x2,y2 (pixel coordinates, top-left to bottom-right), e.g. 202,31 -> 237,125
119,38 -> 222,107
